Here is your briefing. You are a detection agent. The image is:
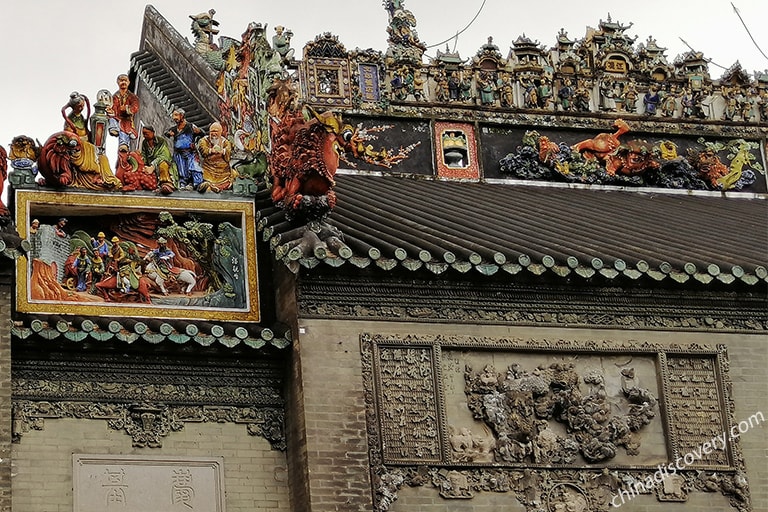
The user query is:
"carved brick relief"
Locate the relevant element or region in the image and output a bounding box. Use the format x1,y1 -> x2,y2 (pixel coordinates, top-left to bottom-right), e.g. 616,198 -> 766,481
12,400 -> 286,450
362,334 -> 750,511
375,345 -> 443,463
12,357 -> 286,450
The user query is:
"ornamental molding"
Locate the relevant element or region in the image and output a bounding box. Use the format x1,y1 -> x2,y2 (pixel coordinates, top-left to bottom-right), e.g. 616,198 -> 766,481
299,278 -> 767,331
12,400 -> 285,450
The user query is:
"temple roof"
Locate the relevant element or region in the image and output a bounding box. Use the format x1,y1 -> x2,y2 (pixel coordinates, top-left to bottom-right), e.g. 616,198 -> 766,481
258,174 -> 768,288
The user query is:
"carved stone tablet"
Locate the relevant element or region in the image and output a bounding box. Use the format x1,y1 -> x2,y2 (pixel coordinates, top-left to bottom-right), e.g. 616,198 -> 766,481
73,454 -> 225,512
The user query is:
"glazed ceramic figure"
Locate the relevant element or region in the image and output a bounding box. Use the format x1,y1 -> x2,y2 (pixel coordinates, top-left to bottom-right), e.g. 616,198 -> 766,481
61,92 -> 91,140
106,74 -> 139,147
643,86 -> 660,115
115,143 -> 156,192
496,73 -> 514,108
447,72 -> 461,101
37,131 -> 122,190
70,246 -> 92,292
659,85 -> 678,117
54,217 -> 68,238
164,108 -> 204,190
272,26 -> 294,62
477,72 -> 496,106
599,78 -> 616,112
757,89 -> 768,123
621,81 -> 638,113
0,145 -> 6,215
143,237 -> 197,296
557,79 -> 574,111
521,77 -> 537,109
140,126 -> 177,194
91,232 -> 109,259
574,82 -> 591,112
198,122 -> 236,193
537,78 -> 553,109
680,88 -> 694,118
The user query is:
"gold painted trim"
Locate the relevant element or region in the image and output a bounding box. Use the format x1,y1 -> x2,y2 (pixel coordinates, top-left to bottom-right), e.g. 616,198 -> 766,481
15,190 -> 261,322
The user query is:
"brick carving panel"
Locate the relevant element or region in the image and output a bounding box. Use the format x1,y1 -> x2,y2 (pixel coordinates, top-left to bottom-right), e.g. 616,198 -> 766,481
362,334 -> 751,511
665,355 -> 728,467
375,345 -> 442,464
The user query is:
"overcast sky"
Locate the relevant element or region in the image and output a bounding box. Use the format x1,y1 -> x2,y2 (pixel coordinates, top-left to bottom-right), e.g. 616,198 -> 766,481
3,0 -> 767,169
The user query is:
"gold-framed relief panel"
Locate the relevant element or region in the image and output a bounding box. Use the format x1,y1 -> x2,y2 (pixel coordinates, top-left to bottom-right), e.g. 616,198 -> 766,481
16,190 -> 260,322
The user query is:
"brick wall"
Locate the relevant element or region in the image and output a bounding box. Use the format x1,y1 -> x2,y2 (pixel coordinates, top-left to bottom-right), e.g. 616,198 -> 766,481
10,419 -> 290,511
0,281 -> 11,512
297,319 -> 768,511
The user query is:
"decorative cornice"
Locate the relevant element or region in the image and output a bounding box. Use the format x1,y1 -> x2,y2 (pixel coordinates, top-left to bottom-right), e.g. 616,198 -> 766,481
13,357 -> 285,407
11,318 -> 291,351
299,278 -> 768,331
12,400 -> 285,450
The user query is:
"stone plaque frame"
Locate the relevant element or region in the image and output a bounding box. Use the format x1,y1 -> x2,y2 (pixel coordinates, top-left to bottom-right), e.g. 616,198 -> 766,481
73,454 -> 225,512
15,190 -> 260,322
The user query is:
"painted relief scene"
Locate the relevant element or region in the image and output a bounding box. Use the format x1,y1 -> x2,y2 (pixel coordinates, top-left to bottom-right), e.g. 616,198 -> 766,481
488,120 -> 765,191
17,192 -> 258,321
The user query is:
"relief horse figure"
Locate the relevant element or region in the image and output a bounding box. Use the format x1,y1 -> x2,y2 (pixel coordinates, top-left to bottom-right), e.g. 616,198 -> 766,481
144,258 -> 197,296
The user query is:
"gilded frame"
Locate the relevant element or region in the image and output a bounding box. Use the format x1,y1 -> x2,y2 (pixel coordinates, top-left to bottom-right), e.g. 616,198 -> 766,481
15,190 -> 260,322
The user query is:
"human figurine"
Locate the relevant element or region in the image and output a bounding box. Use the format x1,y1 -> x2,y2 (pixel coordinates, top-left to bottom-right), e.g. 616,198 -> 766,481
70,246 -> 92,292
198,122 -> 236,193
144,237 -> 175,295
54,217 -> 68,238
96,236 -> 139,297
115,143 -> 156,192
106,74 -> 140,148
599,78 -> 617,112
574,81 -> 591,112
459,74 -> 473,102
622,81 -> 638,113
660,85 -> 677,117
61,92 -> 90,141
497,72 -> 514,108
434,71 -> 450,103
680,87 -> 694,118
140,125 -> 177,195
164,108 -> 204,190
272,26 -> 294,63
108,236 -> 126,273
721,87 -> 739,121
537,78 -> 553,109
91,231 -> 109,260
143,237 -> 197,296
643,86 -> 661,115
448,71 -> 461,101
90,252 -> 105,294
521,77 -> 537,109
739,91 -> 754,122
29,219 -> 40,235
477,72 -> 496,106
757,89 -> 768,123
557,79 -> 574,111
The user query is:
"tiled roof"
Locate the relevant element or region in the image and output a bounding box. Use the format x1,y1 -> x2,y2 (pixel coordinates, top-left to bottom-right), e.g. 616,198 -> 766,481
12,316 -> 291,351
130,49 -> 214,129
258,174 -> 768,287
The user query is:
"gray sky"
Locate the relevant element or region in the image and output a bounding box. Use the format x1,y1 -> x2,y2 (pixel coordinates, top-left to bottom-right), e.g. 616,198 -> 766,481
3,0 -> 767,168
